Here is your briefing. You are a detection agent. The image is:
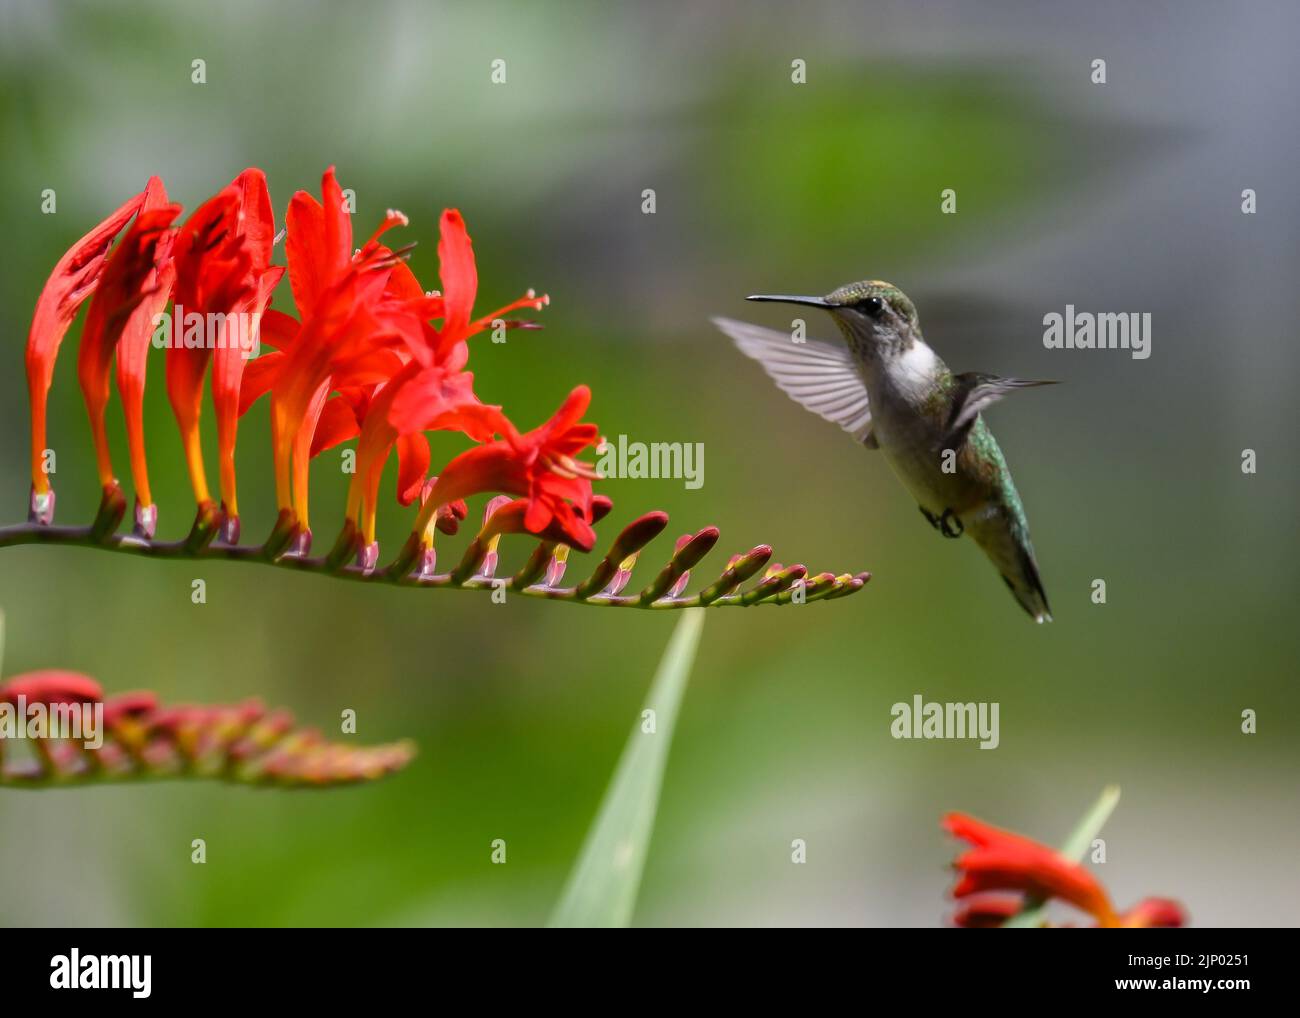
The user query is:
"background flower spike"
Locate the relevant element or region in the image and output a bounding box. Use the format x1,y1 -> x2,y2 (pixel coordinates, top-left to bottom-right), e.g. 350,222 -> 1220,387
0,668 -> 414,789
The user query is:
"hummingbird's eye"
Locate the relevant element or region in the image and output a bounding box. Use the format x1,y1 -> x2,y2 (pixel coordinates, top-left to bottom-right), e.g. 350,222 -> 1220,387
857,296 -> 885,318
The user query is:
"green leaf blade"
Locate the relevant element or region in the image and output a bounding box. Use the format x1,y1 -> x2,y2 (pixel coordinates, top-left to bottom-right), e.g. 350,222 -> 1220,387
548,608 -> 705,928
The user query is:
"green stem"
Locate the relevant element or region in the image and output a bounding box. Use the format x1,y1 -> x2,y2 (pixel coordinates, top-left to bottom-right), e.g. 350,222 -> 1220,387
0,521 -> 868,610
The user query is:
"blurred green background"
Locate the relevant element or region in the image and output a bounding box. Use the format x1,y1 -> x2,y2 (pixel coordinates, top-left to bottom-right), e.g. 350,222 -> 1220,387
0,0 -> 1296,926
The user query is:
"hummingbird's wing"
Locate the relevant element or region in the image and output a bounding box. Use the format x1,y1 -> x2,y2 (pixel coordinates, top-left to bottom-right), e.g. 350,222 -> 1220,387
943,372 -> 1058,448
711,316 -> 875,445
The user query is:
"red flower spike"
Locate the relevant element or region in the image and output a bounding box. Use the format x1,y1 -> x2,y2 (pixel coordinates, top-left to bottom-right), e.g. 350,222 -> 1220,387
26,185 -> 147,512
944,812 -> 1188,929
0,670 -> 413,789
5,167 -> 871,614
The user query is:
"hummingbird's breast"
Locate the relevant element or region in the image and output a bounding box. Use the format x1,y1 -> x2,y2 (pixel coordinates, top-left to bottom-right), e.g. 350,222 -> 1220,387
861,342 -> 997,516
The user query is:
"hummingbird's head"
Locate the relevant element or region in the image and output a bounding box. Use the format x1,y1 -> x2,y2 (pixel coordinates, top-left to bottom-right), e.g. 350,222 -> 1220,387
747,280 -> 920,356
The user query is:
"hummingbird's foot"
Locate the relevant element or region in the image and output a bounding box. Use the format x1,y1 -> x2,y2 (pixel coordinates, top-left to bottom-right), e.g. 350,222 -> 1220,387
938,508 -> 964,538
919,506 -> 942,531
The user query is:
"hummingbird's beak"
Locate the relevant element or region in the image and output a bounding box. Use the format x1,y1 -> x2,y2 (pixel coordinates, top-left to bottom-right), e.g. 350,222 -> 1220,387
746,294 -> 832,309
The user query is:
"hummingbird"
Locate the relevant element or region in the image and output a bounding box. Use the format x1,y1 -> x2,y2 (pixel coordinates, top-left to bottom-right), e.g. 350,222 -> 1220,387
713,280 -> 1056,622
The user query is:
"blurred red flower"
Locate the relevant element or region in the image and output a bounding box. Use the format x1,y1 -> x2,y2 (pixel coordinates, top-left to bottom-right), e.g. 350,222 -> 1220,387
944,812 -> 1187,929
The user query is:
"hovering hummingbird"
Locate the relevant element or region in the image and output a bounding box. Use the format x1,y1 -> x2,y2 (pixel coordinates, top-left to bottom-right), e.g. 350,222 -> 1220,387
713,280 -> 1056,622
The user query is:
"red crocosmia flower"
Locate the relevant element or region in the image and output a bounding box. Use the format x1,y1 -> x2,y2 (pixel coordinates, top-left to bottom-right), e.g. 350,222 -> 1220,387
346,362 -> 506,549
945,812 -> 1188,929
210,169 -> 284,533
77,177 -> 181,504
413,385 -> 602,552
25,184 -> 147,520
944,812 -> 1121,927
1118,897 -> 1187,928
262,167 -> 415,534
114,203 -> 180,531
336,208 -> 545,555
167,169 -> 281,526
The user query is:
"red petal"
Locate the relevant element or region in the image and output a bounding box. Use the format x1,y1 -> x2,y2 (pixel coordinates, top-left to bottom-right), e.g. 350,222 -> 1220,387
231,167 -> 276,273
321,166 -> 352,283
395,432 -> 430,505
285,189 -> 327,314
552,384 -> 592,432
437,209 -> 477,340
309,397 -> 361,457
238,350 -> 283,416
384,257 -> 426,302
259,308 -> 300,351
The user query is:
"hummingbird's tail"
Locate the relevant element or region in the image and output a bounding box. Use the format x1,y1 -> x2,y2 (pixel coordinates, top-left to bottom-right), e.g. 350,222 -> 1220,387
964,506 -> 1052,623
